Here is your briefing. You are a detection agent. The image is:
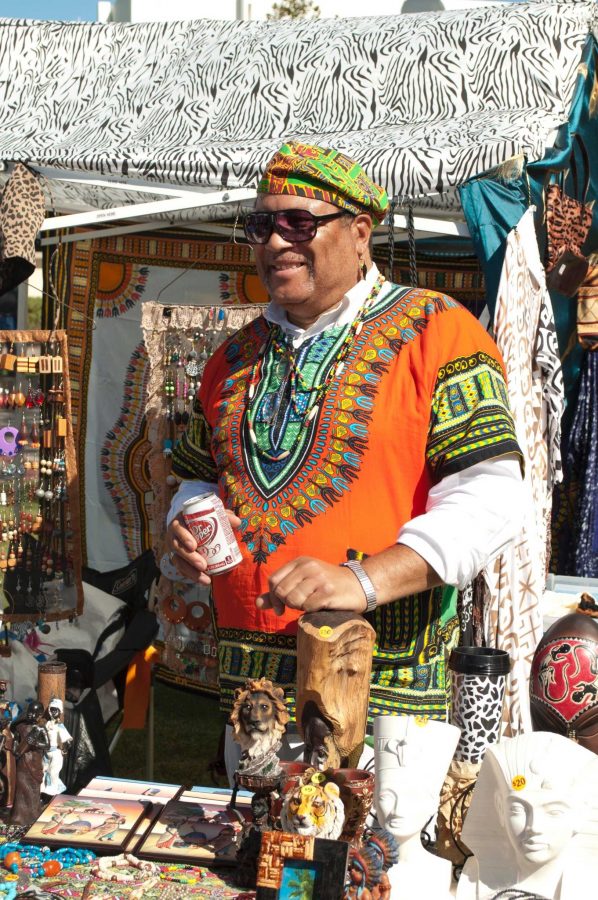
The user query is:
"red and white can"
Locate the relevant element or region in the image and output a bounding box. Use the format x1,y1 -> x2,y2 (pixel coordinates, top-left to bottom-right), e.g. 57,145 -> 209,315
182,492 -> 242,575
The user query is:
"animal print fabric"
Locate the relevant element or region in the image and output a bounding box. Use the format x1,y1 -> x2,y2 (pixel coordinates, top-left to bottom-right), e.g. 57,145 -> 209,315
0,3 -> 595,210
486,208 -> 564,736
0,163 -> 45,295
545,182 -> 593,272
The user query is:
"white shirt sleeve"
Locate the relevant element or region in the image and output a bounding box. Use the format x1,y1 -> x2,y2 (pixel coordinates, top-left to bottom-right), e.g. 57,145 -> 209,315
166,479 -> 219,526
397,455 -> 523,590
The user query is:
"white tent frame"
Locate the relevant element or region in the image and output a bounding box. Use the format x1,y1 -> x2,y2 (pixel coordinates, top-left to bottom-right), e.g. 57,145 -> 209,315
33,166 -> 470,246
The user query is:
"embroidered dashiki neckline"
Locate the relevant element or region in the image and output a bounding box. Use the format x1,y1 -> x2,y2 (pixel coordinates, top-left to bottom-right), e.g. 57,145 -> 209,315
245,274 -> 385,461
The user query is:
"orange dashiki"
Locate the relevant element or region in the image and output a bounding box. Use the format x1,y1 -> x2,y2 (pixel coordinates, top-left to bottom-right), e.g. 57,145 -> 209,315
172,283 -> 520,721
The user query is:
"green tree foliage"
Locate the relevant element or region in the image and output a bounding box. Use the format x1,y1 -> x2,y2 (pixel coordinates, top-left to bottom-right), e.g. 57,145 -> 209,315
266,0 -> 320,19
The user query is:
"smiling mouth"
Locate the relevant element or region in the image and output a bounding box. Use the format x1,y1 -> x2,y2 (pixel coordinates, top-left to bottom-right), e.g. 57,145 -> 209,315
270,260 -> 305,272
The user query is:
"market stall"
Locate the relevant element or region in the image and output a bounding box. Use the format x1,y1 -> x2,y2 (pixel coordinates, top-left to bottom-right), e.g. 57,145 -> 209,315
0,1 -> 597,896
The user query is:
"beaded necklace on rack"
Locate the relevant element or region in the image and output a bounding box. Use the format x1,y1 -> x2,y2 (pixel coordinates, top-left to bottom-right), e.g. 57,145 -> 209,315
246,274 -> 385,462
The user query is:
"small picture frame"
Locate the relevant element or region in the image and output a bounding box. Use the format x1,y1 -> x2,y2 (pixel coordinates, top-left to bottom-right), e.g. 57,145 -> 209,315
256,830 -> 349,900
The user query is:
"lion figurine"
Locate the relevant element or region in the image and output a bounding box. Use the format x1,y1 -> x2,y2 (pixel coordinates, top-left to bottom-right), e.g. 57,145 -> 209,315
230,678 -> 290,773
280,769 -> 345,839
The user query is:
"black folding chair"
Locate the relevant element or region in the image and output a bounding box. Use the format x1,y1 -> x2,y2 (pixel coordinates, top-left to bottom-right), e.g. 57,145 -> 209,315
56,551 -> 159,790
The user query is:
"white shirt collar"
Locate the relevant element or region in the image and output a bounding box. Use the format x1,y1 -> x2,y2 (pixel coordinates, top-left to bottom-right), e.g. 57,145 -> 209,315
264,263 -> 383,347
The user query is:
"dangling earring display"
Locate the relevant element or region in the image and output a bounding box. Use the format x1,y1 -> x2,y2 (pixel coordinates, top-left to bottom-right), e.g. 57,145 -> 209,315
359,255 -> 367,280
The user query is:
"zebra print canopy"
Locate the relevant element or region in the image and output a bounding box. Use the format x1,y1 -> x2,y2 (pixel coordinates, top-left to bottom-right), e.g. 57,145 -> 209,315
0,1 -> 595,215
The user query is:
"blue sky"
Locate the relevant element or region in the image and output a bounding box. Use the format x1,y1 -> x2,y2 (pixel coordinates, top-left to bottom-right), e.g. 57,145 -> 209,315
0,0 -> 97,19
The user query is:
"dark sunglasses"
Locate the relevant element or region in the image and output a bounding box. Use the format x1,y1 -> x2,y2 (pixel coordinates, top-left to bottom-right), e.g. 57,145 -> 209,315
243,208 -> 349,244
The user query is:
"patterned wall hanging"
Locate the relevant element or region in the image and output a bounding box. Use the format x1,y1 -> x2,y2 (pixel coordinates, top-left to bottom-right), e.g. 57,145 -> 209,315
43,230 -> 265,572
373,245 -> 486,318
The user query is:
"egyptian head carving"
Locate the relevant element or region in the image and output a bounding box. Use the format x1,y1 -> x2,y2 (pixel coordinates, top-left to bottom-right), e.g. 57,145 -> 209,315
374,715 -> 460,842
459,732 -> 598,900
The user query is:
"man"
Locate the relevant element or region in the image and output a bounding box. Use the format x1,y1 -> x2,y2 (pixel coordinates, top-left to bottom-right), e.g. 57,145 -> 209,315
167,141 -> 523,776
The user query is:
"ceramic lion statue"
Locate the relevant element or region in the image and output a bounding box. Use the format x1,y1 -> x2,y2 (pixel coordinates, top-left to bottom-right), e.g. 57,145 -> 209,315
230,677 -> 290,762
280,769 -> 345,839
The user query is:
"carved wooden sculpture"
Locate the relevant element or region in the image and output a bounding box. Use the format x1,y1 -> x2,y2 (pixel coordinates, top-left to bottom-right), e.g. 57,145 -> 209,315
297,611 -> 375,769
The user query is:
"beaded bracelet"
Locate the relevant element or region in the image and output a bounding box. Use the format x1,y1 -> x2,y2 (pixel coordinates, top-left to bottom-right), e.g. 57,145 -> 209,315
90,853 -> 159,883
159,863 -> 205,884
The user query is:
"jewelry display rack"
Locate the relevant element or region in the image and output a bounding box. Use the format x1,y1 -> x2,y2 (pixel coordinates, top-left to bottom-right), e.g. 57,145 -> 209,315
141,302 -> 265,691
0,330 -> 82,627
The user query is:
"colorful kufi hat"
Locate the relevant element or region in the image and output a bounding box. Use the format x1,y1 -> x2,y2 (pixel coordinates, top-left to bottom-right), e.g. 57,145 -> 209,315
258,140 -> 389,226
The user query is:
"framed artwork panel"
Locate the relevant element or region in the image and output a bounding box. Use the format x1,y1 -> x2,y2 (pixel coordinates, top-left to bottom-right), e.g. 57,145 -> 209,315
24,794 -> 147,853
256,830 -> 349,900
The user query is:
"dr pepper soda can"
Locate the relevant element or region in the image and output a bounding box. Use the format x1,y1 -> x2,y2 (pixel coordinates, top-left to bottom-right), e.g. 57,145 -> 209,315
181,492 -> 242,575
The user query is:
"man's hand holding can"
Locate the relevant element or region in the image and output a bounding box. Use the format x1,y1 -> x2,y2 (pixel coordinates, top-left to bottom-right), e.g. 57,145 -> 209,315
167,493 -> 242,584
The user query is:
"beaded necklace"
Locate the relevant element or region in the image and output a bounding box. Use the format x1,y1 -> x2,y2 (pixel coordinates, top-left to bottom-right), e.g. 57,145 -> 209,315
246,274 -> 385,462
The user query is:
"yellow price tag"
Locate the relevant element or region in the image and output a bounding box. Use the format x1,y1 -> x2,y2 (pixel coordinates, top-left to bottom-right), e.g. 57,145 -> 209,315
414,715 -> 429,727
301,784 -> 316,796
512,775 -> 526,791
311,772 -> 326,785
319,626 -> 333,638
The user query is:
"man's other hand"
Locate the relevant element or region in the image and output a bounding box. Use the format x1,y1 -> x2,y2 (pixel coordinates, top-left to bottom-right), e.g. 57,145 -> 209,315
256,556 -> 366,616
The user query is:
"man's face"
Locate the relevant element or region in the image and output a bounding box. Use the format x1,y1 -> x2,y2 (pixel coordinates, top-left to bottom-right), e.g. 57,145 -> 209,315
49,706 -> 60,720
251,194 -> 372,328
303,713 -> 337,769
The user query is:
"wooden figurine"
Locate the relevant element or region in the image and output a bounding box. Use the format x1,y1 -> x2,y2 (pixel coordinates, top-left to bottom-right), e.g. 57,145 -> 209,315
0,680 -> 17,810
10,701 -> 50,826
296,611 -> 375,769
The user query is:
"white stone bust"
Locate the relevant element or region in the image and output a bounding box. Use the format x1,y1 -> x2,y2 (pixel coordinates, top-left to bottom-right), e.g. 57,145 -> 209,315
457,732 -> 598,900
374,714 -> 461,900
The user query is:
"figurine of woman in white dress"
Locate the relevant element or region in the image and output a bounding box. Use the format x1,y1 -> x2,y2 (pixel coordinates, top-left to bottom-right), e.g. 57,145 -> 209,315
42,698 -> 72,796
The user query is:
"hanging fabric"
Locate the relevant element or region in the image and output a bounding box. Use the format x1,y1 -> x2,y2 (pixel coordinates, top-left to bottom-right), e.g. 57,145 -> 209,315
0,164 -> 45,296
577,256 -> 598,350
484,206 -> 564,736
560,351 -> 598,578
544,134 -> 593,297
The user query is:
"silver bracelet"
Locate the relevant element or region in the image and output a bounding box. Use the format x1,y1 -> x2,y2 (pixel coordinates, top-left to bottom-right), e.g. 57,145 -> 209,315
341,560 -> 377,613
